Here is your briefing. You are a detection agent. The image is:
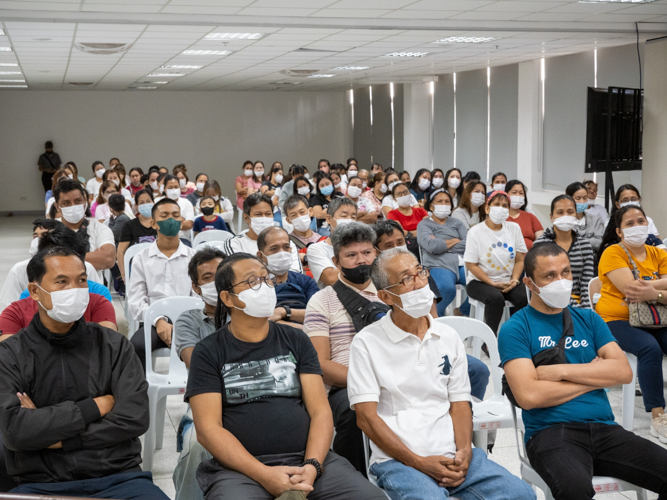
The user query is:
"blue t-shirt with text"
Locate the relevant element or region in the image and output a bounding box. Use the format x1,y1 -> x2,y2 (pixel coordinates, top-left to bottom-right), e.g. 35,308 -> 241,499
498,305 -> 617,442
193,216 -> 229,234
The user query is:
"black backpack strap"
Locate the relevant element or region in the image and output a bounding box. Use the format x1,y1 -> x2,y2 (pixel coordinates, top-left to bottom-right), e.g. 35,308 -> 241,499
557,307 -> 574,348
289,234 -> 307,250
332,280 -> 372,332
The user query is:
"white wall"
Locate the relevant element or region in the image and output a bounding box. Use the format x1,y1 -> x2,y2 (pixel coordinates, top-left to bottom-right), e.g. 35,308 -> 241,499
0,90 -> 350,213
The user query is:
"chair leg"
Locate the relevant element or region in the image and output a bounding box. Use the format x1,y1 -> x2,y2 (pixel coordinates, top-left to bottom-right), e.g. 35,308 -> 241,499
143,387 -> 159,472
472,430 -> 488,453
471,301 -> 485,358
155,395 -> 167,450
622,355 -> 637,431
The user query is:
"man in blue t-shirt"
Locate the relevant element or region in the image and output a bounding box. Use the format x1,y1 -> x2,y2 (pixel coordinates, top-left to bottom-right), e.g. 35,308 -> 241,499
499,243 -> 667,500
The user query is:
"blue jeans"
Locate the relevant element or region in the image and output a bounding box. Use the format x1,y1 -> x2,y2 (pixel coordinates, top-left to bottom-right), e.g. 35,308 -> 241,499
430,267 -> 470,317
370,448 -> 535,500
466,355 -> 489,401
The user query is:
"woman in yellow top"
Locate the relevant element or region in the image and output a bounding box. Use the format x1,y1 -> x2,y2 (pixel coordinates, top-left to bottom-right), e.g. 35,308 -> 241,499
597,205 -> 667,443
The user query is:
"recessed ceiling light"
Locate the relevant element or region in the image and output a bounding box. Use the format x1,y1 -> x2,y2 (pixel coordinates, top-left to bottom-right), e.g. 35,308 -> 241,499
579,0 -> 655,3
0,63 -> 18,67
435,37 -> 498,44
384,52 -> 429,58
0,84 -> 26,88
182,50 -> 231,56
0,47 -> 13,52
32,38 -> 52,41
0,71 -> 21,75
161,65 -> 202,69
308,74 -> 334,78
0,79 -> 24,82
75,42 -> 131,54
136,87 -> 157,89
147,73 -> 183,77
332,66 -> 370,71
204,33 -> 266,40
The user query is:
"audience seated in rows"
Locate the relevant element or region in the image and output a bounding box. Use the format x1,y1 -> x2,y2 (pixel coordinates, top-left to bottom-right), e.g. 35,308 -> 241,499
500,243 -> 667,499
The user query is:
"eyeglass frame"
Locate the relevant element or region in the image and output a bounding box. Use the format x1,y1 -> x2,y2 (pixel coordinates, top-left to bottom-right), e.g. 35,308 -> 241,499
383,268 -> 430,290
226,273 -> 277,292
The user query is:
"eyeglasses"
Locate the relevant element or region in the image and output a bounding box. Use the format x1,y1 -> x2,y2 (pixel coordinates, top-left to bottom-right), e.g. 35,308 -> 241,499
384,269 -> 430,289
227,273 -> 277,291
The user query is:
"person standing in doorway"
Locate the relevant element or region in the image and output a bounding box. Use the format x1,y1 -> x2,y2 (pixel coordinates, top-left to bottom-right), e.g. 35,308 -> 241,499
37,141 -> 61,193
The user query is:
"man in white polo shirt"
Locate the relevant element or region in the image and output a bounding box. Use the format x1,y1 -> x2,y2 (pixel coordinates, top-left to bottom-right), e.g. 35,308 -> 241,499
348,248 -> 535,499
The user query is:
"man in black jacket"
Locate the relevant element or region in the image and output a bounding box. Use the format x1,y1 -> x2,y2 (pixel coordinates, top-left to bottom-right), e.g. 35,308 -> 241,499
0,246 -> 168,499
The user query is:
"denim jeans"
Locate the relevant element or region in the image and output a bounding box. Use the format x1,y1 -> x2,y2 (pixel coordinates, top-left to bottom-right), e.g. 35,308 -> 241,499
607,320 -> 667,412
429,266 -> 470,317
370,448 -> 535,500
466,355 -> 490,401
527,422 -> 667,500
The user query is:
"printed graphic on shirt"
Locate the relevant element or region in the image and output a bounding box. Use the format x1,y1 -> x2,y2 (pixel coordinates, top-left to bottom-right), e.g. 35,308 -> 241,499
439,355 -> 451,375
138,235 -> 156,244
222,352 -> 300,404
486,241 -> 515,272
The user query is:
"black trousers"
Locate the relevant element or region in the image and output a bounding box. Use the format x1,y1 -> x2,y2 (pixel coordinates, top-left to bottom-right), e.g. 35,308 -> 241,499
130,323 -> 169,372
328,387 -> 366,477
527,422 -> 667,500
0,435 -> 17,492
466,280 -> 528,334
41,171 -> 52,192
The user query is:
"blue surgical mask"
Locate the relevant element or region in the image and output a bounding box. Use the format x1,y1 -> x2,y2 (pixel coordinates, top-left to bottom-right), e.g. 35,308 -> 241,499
138,202 -> 154,218
320,185 -> 334,196
576,202 -> 588,214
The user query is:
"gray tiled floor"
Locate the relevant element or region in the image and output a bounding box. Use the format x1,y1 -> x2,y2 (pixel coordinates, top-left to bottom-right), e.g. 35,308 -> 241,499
1,214 -> 665,500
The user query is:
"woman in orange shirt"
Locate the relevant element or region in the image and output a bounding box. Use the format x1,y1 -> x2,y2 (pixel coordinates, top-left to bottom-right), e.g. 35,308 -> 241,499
597,205 -> 667,443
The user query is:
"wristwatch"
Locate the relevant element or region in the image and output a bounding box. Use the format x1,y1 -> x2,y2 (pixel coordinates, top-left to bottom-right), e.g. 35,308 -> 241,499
283,306 -> 292,321
302,458 -> 324,479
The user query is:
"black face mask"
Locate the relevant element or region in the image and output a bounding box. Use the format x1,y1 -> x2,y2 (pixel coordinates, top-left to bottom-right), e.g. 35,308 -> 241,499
341,264 -> 372,284
201,206 -> 215,216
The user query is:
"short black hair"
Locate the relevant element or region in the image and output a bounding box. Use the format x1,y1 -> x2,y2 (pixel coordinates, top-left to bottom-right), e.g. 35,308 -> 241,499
505,180 -> 528,211
565,182 -> 588,198
53,178 -> 87,205
524,243 -> 568,281
318,159 -> 330,168
33,218 -> 61,233
148,165 -> 160,173
151,197 -> 180,218
257,226 -> 289,253
284,194 -> 309,216
27,246 -> 86,283
331,222 -> 376,258
550,194 -> 575,214
108,193 -> 126,212
243,192 -> 272,216
38,224 -> 88,257
188,247 -> 225,285
346,158 -> 357,166
326,196 -> 357,218
214,253 -> 266,328
134,188 -> 154,205
372,219 -> 404,246
463,171 -> 481,183
92,161 -> 104,172
45,141 -> 53,149
163,174 -> 179,187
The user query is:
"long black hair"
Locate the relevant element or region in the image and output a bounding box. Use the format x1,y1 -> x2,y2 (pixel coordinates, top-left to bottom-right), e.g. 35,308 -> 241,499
444,168 -> 463,200
505,179 -> 528,211
214,253 -> 266,329
597,204 -> 647,263
409,168 -> 432,193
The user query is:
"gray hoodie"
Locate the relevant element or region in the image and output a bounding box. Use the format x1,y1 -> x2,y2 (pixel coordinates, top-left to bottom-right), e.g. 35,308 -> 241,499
417,217 -> 467,275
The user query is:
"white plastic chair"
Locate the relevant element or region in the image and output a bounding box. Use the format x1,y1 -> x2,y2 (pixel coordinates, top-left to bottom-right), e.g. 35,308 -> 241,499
467,298 -> 513,358
434,316 -> 514,452
511,406 -> 648,500
192,229 -> 235,248
588,276 -> 602,310
236,207 -> 243,234
444,284 -> 468,317
123,242 -> 152,338
142,296 -> 204,472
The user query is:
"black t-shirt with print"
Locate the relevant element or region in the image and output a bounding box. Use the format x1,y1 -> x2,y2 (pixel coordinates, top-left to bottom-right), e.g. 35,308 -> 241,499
309,192 -> 344,229
119,217 -> 157,246
185,322 -> 322,457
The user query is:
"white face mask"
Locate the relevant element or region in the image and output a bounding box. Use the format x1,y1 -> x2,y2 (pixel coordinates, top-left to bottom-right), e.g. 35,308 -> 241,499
304,173 -> 310,180
297,186 -> 311,196
388,284 -> 435,319
67,174 -> 74,180
396,194 -> 412,208
213,195 -> 220,201
29,237 -> 40,257
233,283 -> 277,318
488,206 -> 509,224
199,281 -> 219,307
347,185 -> 362,198
432,177 -> 444,188
244,169 -> 253,177
380,184 -> 388,194
36,285 -> 89,324
111,179 -> 120,187
334,218 -> 354,228
291,214 -> 311,232
587,198 -> 596,206
159,185 -> 164,194
60,204 -> 86,224
150,181 -> 159,191
510,195 -> 525,209
263,251 -> 292,275
393,245 -> 408,252
275,174 -> 283,184
95,169 -> 105,179
334,182 -> 342,189
166,188 -> 181,201
471,192 -> 486,207
418,178 -> 431,191
341,174 -> 347,183
433,205 -> 451,219
250,217 -> 275,235
179,178 -> 187,188
448,177 -> 461,189
196,182 -> 206,192
362,182 -> 367,189
348,170 -> 358,178
622,225 -> 649,247
620,201 -> 640,208
532,278 -> 573,309
492,183 -> 506,192
255,170 -> 265,178
553,215 -> 578,232
388,181 -> 401,191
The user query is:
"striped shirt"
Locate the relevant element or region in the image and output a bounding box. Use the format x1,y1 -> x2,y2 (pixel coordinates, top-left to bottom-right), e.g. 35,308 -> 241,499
534,228 -> 595,308
304,279 -> 382,389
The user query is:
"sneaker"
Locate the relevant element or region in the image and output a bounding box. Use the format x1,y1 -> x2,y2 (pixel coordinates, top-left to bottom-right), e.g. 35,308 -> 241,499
650,413 -> 667,444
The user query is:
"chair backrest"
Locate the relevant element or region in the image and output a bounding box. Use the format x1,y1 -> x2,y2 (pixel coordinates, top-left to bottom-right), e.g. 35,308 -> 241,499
142,296 -> 204,379
192,229 -> 235,248
123,242 -> 152,285
195,241 -> 227,253
433,316 -> 503,399
588,276 -> 602,310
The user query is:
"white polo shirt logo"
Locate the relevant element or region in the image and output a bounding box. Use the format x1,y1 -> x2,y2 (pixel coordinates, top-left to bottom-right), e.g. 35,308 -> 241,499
439,355 -> 452,375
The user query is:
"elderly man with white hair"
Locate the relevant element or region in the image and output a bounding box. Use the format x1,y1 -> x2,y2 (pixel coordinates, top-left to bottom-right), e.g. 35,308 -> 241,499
347,248 -> 535,500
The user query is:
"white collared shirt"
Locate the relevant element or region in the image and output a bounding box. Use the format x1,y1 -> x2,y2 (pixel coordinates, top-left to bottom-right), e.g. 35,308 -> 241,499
347,312 -> 471,465
306,240 -> 335,288
127,241 -> 196,323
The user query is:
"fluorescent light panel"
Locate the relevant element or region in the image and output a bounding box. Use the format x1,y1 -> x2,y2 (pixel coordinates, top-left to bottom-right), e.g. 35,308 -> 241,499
332,66 -> 370,71
204,33 -> 266,40
147,73 -> 183,77
308,74 -> 334,78
161,65 -> 202,69
436,37 -> 497,44
579,0 -> 655,3
182,50 -> 231,56
0,47 -> 12,52
136,87 -> 157,89
0,71 -> 21,74
384,52 -> 429,58
0,79 -> 24,82
0,84 -> 26,88
0,63 -> 18,67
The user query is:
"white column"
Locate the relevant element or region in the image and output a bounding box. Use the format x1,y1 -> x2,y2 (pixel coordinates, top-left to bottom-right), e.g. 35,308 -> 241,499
403,82 -> 432,175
